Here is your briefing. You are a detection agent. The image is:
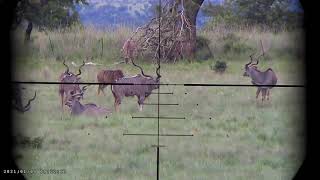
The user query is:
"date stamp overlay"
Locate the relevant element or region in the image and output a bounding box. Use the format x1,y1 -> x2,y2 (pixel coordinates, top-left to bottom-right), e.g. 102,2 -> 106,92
3,168 -> 66,175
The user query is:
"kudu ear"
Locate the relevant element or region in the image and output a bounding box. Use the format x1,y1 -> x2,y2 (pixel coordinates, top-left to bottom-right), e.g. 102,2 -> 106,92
81,85 -> 88,92
70,90 -> 75,95
80,85 -> 88,99
76,96 -> 82,101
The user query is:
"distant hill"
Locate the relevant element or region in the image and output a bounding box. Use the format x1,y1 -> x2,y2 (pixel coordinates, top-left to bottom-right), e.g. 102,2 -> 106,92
77,0 -> 302,29
77,0 -> 217,28
77,0 -> 155,28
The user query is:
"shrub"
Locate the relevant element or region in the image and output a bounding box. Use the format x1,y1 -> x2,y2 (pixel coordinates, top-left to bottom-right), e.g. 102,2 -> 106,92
211,60 -> 227,73
221,33 -> 253,55
14,135 -> 44,149
196,36 -> 214,61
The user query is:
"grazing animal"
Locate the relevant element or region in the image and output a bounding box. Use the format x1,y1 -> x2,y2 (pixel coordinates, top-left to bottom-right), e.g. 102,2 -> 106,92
65,86 -> 112,117
97,69 -> 124,95
59,60 -> 85,109
243,54 -> 277,102
12,84 -> 36,113
111,61 -> 161,112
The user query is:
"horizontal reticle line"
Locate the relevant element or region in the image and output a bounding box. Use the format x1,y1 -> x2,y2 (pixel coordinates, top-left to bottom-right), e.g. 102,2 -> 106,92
183,83 -> 305,87
11,81 -> 305,87
132,116 -> 185,119
144,103 -> 179,106
151,92 -> 173,94
123,133 -> 193,137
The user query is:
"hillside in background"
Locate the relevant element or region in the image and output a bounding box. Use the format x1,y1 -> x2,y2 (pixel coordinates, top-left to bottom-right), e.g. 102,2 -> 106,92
77,0 -> 221,28
77,0 -> 155,28
77,0 -> 303,29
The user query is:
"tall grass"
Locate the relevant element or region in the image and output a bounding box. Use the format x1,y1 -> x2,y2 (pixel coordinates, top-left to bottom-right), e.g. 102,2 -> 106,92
198,25 -> 304,61
13,25 -> 133,63
12,24 -> 304,65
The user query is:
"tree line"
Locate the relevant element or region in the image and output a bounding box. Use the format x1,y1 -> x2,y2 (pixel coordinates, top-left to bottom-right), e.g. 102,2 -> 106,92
202,0 -> 303,31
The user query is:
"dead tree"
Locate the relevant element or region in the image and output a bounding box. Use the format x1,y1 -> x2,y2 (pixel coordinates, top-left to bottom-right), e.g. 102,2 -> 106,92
121,0 -> 204,63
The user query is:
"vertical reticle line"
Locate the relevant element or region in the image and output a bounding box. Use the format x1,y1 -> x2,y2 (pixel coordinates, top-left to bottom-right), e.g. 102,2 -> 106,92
157,0 -> 162,179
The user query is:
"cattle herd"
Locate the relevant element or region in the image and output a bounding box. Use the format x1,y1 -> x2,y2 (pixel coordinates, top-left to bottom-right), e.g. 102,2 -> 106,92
12,49 -> 277,116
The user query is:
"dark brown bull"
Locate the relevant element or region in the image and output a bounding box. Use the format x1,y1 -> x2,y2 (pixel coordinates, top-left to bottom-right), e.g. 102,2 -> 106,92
96,69 -> 124,96
111,61 -> 161,112
59,60 -> 85,109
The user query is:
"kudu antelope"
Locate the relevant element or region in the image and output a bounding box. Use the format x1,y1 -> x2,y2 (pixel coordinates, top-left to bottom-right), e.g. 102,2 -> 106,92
59,60 -> 85,109
243,53 -> 277,102
97,69 -> 124,96
12,84 -> 37,113
65,86 -> 112,117
111,61 -> 161,112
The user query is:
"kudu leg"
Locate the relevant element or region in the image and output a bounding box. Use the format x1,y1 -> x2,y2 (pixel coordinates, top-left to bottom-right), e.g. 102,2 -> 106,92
267,89 -> 270,100
116,104 -> 120,112
60,93 -> 64,110
114,101 -> 119,112
98,85 -> 106,96
138,96 -> 145,112
261,89 -> 267,103
112,91 -> 119,112
256,88 -> 261,99
63,95 -> 70,111
114,97 -> 121,112
97,85 -> 101,95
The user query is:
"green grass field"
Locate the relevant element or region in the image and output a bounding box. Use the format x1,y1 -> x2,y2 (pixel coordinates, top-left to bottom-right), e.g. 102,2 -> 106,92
12,26 -> 305,179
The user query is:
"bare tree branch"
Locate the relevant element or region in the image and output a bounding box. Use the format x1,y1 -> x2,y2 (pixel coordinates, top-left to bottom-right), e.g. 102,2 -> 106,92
121,0 -> 197,63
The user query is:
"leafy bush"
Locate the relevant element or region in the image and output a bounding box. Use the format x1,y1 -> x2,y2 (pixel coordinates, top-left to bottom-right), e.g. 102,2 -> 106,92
196,36 -> 213,61
221,33 -> 253,55
14,135 -> 44,149
211,60 -> 227,73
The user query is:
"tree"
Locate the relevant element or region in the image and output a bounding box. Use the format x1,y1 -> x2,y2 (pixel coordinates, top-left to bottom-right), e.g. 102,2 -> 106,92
13,0 -> 88,42
182,0 -> 205,59
125,0 -> 205,62
202,0 -> 303,31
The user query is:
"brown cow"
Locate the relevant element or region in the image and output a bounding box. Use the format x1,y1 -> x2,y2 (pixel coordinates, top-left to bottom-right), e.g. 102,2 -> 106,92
97,69 -> 124,96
